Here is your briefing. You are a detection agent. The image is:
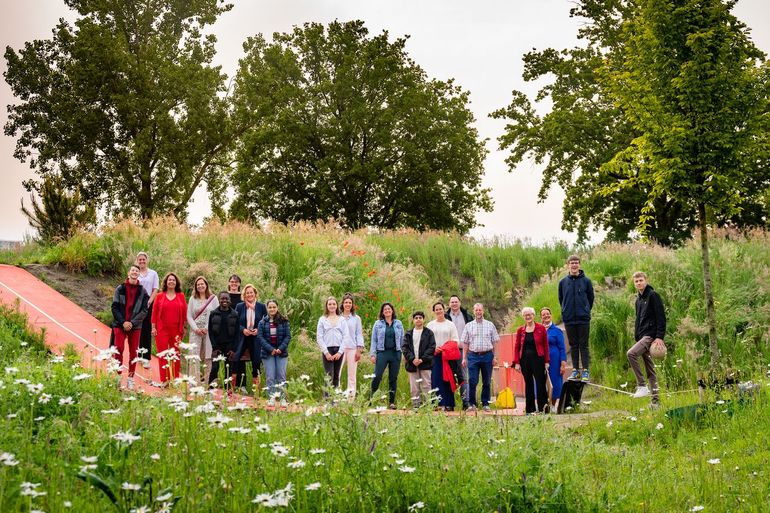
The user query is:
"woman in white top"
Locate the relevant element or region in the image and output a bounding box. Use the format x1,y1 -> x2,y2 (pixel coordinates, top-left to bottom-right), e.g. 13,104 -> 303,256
186,276 -> 219,384
427,301 -> 460,410
316,297 -> 350,392
339,292 -> 365,400
135,251 -> 159,369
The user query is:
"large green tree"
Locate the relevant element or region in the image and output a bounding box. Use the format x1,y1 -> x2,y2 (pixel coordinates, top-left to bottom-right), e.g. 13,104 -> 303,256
492,0 -> 769,245
230,20 -> 491,232
4,0 -> 234,221
602,0 -> 770,366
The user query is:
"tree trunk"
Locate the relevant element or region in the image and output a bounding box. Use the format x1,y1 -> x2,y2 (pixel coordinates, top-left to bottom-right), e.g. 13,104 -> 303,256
698,202 -> 719,370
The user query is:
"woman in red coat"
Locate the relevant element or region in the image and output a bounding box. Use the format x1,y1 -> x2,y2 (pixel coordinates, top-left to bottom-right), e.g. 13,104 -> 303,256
513,306 -> 550,414
151,272 -> 187,385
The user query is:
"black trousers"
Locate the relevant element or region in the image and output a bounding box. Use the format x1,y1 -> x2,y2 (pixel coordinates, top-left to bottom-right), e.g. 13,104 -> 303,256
208,350 -> 237,386
139,307 -> 153,361
322,346 -> 343,388
371,350 -> 400,404
521,350 -> 547,414
234,335 -> 262,379
565,324 -> 590,370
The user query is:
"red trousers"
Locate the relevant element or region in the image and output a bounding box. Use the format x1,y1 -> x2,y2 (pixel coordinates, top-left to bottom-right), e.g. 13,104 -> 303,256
113,328 -> 141,376
156,329 -> 181,383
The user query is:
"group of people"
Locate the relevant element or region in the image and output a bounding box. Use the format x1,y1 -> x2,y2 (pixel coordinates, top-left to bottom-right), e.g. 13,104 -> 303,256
110,252 -> 666,413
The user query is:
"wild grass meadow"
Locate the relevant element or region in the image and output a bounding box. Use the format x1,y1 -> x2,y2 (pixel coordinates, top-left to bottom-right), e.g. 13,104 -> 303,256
2,223 -> 770,511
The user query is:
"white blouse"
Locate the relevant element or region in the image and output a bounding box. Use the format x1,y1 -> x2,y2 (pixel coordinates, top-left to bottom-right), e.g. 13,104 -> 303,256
426,319 -> 459,348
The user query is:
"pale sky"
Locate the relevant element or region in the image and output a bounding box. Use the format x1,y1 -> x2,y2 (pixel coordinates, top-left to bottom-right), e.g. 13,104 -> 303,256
1,0 -> 768,243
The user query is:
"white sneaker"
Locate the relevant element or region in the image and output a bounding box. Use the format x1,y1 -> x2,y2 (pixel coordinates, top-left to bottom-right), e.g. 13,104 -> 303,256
142,359 -> 151,369
632,385 -> 650,398
267,397 -> 276,407
280,398 -> 288,408
127,377 -> 135,390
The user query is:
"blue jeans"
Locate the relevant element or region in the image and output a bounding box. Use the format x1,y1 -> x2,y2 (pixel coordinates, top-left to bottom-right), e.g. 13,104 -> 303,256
467,351 -> 494,406
263,355 -> 288,400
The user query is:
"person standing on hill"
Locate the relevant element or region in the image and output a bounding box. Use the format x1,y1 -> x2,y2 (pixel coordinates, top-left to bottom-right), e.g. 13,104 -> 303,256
151,272 -> 187,385
207,292 -> 239,391
340,293 -> 365,400
370,302 -> 404,409
233,284 -> 267,394
402,311 -> 435,408
446,295 -> 473,409
316,297 -> 349,392
186,276 -> 219,384
628,271 -> 666,406
428,301 -> 461,411
461,303 -> 500,411
558,255 -> 594,382
258,299 -> 291,408
111,265 -> 149,390
135,252 -> 159,369
540,307 -> 567,408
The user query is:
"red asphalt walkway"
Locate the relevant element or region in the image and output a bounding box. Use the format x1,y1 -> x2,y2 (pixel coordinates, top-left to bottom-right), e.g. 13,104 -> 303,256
0,264 -> 525,415
0,264 -> 164,395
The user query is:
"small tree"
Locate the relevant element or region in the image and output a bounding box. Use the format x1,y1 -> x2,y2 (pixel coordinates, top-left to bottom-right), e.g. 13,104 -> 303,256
602,0 -> 770,368
21,175 -> 95,243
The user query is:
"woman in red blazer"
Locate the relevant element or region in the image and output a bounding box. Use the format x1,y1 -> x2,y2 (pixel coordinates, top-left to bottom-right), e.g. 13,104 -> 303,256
513,307 -> 550,414
151,272 -> 187,385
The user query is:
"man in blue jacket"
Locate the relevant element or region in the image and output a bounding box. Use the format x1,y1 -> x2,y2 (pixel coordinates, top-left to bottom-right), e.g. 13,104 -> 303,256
558,255 -> 594,382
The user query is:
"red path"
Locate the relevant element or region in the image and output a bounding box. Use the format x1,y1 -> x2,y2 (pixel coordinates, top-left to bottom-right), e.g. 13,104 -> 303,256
0,264 -> 164,395
0,264 -> 525,415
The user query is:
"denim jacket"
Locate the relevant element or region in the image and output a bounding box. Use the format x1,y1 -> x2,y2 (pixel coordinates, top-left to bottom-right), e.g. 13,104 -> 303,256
369,319 -> 404,356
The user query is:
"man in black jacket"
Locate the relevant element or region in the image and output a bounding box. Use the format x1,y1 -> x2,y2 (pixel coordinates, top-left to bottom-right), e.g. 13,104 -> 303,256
628,271 -> 666,405
208,292 -> 240,389
402,311 -> 436,408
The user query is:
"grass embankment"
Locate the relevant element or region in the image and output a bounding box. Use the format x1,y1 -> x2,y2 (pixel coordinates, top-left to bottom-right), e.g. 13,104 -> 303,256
1,302 -> 769,512
515,229 -> 770,388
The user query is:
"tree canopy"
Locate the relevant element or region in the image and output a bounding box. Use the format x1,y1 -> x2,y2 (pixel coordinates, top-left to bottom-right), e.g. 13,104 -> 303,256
229,20 -> 491,232
4,0 -> 235,221
492,0 -> 770,245
602,0 -> 770,365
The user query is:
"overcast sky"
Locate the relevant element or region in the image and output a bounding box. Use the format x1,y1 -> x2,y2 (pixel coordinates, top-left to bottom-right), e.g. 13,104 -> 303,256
1,0 -> 768,243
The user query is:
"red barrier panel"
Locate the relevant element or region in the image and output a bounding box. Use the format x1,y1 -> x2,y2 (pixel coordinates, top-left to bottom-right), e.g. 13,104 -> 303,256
493,334 -> 524,396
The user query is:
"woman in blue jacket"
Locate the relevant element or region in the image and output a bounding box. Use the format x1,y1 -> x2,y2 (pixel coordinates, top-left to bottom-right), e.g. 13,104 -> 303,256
540,307 -> 567,407
369,302 -> 404,409
257,299 -> 290,408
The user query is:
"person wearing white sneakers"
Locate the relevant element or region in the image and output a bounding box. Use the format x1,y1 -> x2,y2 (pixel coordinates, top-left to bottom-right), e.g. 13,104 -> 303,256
111,265 -> 149,391
628,271 -> 666,406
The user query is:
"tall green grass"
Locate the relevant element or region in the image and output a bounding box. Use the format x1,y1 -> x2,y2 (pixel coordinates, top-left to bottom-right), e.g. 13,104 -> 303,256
514,230 -> 770,388
2,299 -> 770,512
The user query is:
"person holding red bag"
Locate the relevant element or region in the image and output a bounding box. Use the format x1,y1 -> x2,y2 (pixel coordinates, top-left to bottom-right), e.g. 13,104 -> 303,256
514,307 -> 550,414
152,272 -> 187,385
